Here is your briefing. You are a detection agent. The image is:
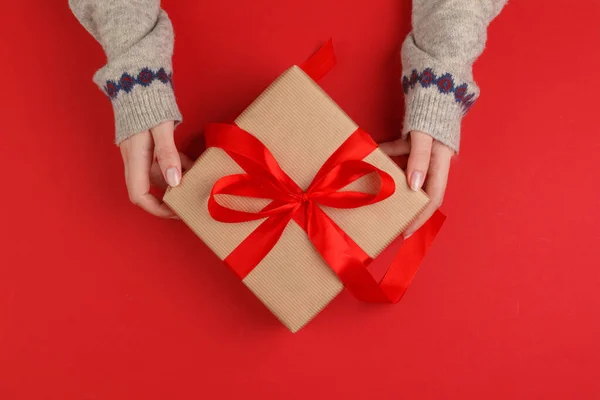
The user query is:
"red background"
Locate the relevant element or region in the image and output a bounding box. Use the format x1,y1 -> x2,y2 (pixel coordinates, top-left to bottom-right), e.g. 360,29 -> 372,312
1,1 -> 600,399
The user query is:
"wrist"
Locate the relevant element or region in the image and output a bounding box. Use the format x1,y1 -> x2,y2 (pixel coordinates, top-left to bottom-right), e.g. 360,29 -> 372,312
401,69 -> 479,153
109,75 -> 182,145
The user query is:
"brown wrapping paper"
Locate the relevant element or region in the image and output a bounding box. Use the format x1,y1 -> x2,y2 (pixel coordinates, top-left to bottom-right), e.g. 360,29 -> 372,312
164,66 -> 429,332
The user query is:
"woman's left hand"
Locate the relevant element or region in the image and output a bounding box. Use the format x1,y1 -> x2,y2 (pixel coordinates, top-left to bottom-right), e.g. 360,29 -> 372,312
380,131 -> 454,237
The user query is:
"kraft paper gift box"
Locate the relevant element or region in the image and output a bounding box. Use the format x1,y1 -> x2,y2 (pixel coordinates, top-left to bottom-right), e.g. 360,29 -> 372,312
164,43 -> 443,332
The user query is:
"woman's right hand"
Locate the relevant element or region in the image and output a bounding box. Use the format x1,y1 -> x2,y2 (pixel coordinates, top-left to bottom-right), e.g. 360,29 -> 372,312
119,120 -> 193,218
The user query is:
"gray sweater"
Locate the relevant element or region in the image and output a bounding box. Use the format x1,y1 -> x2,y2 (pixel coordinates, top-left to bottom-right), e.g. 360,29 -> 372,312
69,0 -> 506,152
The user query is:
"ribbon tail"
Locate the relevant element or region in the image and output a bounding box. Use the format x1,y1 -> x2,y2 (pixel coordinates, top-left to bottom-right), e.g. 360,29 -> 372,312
305,206 -> 389,302
300,39 -> 336,82
306,206 -> 445,303
379,210 -> 446,303
224,212 -> 294,279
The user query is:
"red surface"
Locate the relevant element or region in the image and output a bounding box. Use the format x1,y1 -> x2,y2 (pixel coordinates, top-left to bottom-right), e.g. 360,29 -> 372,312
1,1 -> 600,399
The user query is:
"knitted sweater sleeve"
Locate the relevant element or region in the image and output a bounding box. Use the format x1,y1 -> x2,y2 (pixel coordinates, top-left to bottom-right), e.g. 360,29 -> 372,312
401,0 -> 507,152
69,0 -> 182,144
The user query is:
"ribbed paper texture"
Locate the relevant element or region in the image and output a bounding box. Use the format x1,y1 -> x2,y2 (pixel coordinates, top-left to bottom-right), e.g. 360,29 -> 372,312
164,66 -> 429,332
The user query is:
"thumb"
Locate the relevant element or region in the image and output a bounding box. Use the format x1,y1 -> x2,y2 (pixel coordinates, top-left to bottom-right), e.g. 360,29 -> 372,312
379,137 -> 410,157
151,121 -> 181,187
407,131 -> 433,191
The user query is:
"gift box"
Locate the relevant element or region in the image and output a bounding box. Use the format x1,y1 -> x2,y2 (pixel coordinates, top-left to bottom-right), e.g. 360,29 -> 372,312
164,41 -> 444,332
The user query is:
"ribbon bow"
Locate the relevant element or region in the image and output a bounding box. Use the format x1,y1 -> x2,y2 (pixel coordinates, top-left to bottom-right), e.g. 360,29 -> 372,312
202,40 -> 445,303
205,123 -> 443,303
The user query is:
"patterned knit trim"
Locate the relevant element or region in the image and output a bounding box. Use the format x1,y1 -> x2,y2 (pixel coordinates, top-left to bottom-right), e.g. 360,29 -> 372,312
104,67 -> 173,99
402,68 -> 476,112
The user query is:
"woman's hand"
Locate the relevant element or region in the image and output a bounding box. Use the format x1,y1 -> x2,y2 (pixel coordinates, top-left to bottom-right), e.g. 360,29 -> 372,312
380,131 -> 453,237
119,121 -> 193,218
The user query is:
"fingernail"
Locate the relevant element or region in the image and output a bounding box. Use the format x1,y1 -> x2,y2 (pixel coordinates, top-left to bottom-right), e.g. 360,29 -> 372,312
166,168 -> 181,187
410,171 -> 424,191
404,233 -> 413,239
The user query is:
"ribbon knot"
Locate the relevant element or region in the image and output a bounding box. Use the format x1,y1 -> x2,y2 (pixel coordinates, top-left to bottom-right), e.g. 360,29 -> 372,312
300,192 -> 310,204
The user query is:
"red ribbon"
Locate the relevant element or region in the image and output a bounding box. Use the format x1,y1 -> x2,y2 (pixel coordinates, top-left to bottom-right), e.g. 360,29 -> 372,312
203,40 -> 445,303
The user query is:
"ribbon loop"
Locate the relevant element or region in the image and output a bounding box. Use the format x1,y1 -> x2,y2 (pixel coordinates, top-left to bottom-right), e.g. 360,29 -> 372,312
206,124 -> 394,225
206,123 -> 301,194
308,160 -> 396,209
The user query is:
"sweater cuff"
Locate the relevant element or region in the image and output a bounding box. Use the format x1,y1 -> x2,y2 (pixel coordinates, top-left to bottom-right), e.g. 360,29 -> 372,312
111,83 -> 182,144
402,87 -> 466,153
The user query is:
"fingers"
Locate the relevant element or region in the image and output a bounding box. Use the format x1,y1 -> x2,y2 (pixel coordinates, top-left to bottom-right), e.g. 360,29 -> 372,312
382,131 -> 452,237
379,137 -> 410,157
130,190 -> 175,218
150,152 -> 194,190
403,141 -> 453,237
180,152 -> 194,171
151,121 -> 182,188
149,160 -> 166,190
121,132 -> 175,219
406,131 -> 433,192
